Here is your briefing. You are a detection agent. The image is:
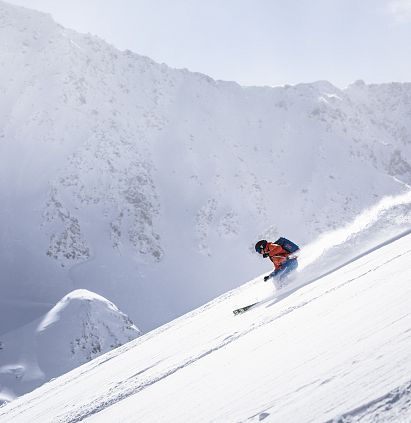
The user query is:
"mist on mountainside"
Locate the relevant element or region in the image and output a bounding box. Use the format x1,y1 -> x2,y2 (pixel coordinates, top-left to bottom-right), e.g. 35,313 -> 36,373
0,0 -> 410,336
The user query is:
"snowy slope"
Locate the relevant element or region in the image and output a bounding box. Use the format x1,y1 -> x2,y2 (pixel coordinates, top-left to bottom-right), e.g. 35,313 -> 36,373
0,289 -> 141,404
1,231 -> 411,422
1,0 -> 411,334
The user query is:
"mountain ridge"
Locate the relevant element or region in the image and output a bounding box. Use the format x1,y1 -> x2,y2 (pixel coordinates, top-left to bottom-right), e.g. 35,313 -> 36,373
0,0 -> 410,335
0,289 -> 141,403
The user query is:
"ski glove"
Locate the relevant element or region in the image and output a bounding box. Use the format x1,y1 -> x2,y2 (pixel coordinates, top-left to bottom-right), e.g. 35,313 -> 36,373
263,253 -> 269,258
264,275 -> 271,282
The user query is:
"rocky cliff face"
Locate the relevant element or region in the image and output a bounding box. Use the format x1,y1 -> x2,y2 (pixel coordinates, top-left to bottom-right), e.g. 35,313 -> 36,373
0,0 -> 410,333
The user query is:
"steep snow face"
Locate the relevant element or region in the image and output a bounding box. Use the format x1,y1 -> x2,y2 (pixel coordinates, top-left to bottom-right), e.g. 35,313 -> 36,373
1,232 -> 410,422
0,1 -> 411,333
0,289 -> 141,403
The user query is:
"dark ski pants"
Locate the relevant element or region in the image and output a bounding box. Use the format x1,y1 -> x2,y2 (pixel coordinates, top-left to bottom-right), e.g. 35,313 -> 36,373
269,258 -> 298,282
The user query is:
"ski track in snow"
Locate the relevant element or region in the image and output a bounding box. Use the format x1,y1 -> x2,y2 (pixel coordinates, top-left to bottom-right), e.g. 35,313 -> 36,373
1,0 -> 411,340
0,4 -> 411,419
3,233 -> 410,423
326,379 -> 411,423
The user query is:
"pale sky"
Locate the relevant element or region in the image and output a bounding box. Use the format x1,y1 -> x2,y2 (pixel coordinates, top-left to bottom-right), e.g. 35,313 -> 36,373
6,0 -> 411,88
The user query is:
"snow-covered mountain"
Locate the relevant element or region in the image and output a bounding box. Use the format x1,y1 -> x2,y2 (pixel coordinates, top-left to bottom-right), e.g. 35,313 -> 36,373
0,289 -> 141,404
1,0 -> 411,336
1,226 -> 410,422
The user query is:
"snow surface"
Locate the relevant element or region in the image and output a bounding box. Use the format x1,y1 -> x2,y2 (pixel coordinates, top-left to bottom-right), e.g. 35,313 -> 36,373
1,0 -> 411,415
0,289 -> 141,403
1,0 -> 411,336
1,230 -> 411,422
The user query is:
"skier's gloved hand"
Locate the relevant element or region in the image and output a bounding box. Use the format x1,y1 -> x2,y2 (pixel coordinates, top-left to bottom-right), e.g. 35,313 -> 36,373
263,275 -> 270,282
263,253 -> 269,258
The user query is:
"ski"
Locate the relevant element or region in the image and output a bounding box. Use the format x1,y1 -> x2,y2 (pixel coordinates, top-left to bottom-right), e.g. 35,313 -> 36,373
233,302 -> 259,315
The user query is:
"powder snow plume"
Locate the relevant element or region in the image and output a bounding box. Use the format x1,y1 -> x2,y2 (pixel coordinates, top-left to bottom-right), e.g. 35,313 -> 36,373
298,189 -> 411,274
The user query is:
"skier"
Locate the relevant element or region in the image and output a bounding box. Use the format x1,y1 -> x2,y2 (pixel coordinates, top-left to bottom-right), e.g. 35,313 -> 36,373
233,237 -> 300,315
255,238 -> 299,284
